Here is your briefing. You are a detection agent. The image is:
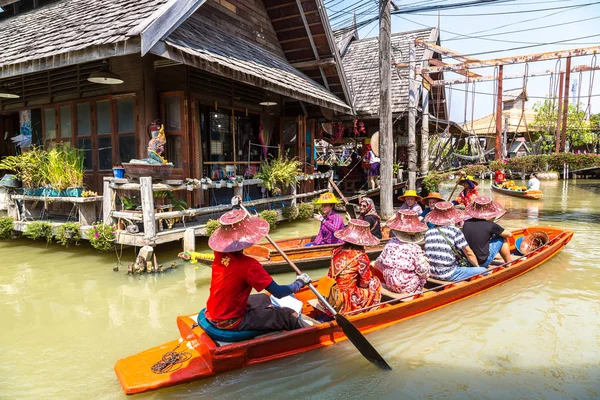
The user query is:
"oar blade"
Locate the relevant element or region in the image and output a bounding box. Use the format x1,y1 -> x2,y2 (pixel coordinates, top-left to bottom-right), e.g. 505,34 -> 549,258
345,203 -> 358,219
334,314 -> 392,371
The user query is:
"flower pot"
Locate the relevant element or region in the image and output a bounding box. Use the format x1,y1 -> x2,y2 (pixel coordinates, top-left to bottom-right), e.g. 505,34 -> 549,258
113,167 -> 125,179
215,183 -> 222,189
227,183 -> 233,188
237,182 -> 244,187
43,187 -> 61,197
66,187 -> 83,197
201,184 -> 208,190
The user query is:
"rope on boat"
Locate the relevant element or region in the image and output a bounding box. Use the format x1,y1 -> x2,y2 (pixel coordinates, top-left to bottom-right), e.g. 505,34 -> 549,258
150,327 -> 197,374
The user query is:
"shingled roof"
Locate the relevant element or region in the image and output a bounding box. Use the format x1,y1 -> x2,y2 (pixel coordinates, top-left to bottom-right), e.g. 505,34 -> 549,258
0,0 -> 170,78
152,13 -> 351,113
342,27 -> 437,116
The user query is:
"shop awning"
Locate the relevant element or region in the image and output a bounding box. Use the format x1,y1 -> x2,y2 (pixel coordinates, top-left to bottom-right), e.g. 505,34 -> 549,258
151,13 -> 351,114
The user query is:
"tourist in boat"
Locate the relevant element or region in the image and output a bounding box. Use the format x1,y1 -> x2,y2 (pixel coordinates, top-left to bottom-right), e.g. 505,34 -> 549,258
494,169 -> 506,185
305,192 -> 345,247
205,209 -> 312,332
528,173 -> 541,191
328,219 -> 382,313
424,201 -> 485,281
420,192 -> 444,228
398,189 -> 423,215
375,210 -> 430,294
453,171 -> 479,208
462,196 -> 512,268
358,197 -> 382,239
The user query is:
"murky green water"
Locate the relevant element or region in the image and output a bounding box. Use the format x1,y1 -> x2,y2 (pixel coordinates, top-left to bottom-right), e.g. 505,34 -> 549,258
1,180 -> 599,399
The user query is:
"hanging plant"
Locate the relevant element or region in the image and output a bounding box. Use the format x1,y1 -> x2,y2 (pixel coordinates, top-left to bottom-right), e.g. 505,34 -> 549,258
298,202 -> 315,219
282,205 -> 299,221
259,210 -> 279,230
205,219 -> 221,236
55,222 -> 81,247
24,221 -> 54,243
254,153 -> 302,192
88,222 -> 117,251
0,216 -> 14,239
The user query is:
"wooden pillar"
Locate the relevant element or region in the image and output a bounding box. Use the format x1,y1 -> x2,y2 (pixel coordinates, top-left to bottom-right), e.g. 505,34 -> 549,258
495,66 -> 503,160
555,72 -> 565,154
183,228 -> 196,253
379,0 -> 394,219
102,178 -> 114,225
407,42 -> 417,190
420,86 -> 430,176
561,56 -> 571,152
290,183 -> 297,207
140,177 -> 156,240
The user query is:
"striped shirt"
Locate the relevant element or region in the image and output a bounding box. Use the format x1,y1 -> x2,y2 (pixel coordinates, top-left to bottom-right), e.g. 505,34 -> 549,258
424,225 -> 468,279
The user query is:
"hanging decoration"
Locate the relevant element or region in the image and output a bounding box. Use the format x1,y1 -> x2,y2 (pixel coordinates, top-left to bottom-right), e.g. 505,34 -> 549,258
334,122 -> 344,144
352,119 -> 367,137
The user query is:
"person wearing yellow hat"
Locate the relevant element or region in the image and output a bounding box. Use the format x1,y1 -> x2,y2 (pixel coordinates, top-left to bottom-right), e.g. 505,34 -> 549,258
398,189 -> 423,215
453,170 -> 479,208
305,192 -> 346,247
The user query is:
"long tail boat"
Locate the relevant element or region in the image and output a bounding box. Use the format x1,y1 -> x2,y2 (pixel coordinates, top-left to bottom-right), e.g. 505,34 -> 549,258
115,226 -> 572,395
491,182 -> 543,199
194,234 -> 390,273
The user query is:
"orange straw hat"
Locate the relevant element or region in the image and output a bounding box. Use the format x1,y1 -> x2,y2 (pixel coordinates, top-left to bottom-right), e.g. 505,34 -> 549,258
208,209 -> 270,252
424,201 -> 466,226
465,196 -> 505,220
386,210 -> 428,244
334,219 -> 380,246
397,189 -> 423,202
421,192 -> 444,205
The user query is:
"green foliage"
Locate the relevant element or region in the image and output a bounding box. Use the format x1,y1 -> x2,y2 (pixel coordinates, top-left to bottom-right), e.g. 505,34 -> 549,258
55,222 -> 81,247
254,153 -> 302,191
282,205 -> 299,221
24,221 -> 54,243
259,210 -> 279,230
393,163 -> 402,176
297,202 -> 315,220
205,219 -> 221,236
121,195 -> 139,210
167,192 -> 188,211
422,164 -> 488,192
88,222 -> 116,251
0,216 -> 14,239
0,147 -> 48,188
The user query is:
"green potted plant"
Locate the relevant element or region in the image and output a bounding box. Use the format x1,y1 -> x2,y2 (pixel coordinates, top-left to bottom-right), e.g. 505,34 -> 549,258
55,222 -> 81,247
0,216 -> 14,239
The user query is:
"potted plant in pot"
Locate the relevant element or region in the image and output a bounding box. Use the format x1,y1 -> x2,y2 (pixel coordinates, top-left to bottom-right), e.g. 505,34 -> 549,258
235,176 -> 244,187
254,153 -> 302,195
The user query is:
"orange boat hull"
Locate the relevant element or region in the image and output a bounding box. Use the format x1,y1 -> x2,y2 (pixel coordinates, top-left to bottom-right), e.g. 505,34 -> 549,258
115,226 -> 572,395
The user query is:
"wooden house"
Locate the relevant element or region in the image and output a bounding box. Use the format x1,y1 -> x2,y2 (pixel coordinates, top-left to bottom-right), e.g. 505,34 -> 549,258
0,0 -> 352,205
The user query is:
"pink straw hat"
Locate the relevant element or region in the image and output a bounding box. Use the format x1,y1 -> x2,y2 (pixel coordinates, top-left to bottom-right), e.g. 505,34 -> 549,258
424,201 -> 466,226
334,219 -> 380,246
465,196 -> 505,220
386,209 -> 428,233
208,209 -> 270,252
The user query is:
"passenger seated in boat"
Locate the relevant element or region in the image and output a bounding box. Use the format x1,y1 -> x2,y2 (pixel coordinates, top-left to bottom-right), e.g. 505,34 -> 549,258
420,192 -> 444,229
494,169 -> 506,185
528,173 -> 541,191
375,210 -> 430,294
358,197 -> 382,239
305,192 -> 345,247
205,210 -> 312,332
452,171 -> 479,208
424,201 -> 485,282
326,219 -> 381,313
462,196 -> 512,268
398,189 -> 423,215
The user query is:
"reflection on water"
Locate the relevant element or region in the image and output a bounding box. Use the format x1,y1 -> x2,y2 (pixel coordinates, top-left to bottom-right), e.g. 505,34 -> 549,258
1,181 -> 600,399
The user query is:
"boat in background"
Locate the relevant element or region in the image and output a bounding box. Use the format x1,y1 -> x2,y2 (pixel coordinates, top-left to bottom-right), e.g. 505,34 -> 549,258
491,182 -> 543,199
115,226 -> 573,395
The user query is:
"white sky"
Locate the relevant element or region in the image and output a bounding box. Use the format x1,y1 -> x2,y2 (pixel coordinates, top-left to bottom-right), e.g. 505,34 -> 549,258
326,0 -> 600,123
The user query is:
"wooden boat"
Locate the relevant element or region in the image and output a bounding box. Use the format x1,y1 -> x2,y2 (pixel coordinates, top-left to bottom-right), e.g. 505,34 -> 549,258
491,182 -> 543,199
195,234 -> 391,273
115,225 -> 572,395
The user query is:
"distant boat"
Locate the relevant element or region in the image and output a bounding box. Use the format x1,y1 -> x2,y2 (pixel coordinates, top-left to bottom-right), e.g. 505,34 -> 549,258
115,226 -> 572,395
491,182 -> 543,200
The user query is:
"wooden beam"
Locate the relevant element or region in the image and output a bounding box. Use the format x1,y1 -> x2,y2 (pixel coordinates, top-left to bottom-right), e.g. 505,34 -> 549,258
291,58 -> 336,69
137,0 -> 207,56
428,58 -> 481,78
0,0 -> 18,7
295,0 -> 330,90
415,39 -> 481,63
420,44 -> 600,75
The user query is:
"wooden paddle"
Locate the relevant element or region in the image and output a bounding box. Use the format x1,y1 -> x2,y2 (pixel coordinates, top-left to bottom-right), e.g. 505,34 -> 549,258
447,181 -> 460,202
240,204 -> 391,371
328,176 -> 358,219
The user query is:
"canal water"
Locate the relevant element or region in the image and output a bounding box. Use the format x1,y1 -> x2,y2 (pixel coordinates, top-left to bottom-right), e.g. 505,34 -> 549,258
1,179 -> 599,399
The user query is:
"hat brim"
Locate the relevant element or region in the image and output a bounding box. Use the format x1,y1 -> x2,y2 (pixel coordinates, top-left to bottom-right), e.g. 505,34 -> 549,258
393,230 -> 425,244
397,195 -> 423,202
315,199 -> 340,204
208,217 -> 270,252
334,230 -> 380,246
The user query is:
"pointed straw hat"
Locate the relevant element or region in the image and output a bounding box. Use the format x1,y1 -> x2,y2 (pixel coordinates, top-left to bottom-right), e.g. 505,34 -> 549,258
386,210 -> 428,244
465,196 -> 505,220
424,201 -> 466,226
334,219 -> 380,246
208,209 -> 269,252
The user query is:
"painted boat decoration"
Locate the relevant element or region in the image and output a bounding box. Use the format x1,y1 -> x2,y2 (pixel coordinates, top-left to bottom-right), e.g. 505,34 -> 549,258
491,182 -> 543,199
192,234 -> 391,273
115,226 -> 573,395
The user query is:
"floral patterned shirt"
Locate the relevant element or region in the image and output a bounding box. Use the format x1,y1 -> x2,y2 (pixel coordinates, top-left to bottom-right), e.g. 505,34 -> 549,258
375,239 -> 430,294
456,187 -> 479,207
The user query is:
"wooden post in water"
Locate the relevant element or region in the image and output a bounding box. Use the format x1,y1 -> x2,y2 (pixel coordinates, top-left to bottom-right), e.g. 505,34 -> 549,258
140,177 -> 157,240
495,66 -> 503,160
420,83 -> 430,177
560,56 -> 571,152
103,177 -> 114,225
379,0 -> 394,219
408,42 -> 417,190
555,71 -> 565,154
